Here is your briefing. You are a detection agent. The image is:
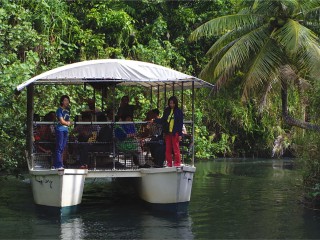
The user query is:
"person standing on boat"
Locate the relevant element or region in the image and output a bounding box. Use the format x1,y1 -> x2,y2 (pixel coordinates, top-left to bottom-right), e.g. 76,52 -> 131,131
54,95 -> 72,169
156,96 -> 183,167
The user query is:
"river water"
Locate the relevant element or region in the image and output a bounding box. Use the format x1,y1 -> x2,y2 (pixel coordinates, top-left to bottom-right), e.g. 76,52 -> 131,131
1,158 -> 320,239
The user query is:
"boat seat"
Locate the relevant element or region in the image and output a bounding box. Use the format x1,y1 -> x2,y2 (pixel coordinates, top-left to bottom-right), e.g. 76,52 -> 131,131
114,151 -> 135,168
89,151 -> 113,170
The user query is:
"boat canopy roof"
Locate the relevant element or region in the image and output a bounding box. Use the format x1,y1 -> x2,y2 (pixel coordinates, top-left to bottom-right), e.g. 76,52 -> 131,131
16,59 -> 214,92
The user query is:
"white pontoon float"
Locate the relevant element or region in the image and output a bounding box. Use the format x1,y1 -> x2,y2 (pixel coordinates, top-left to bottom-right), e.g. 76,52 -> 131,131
16,59 -> 214,211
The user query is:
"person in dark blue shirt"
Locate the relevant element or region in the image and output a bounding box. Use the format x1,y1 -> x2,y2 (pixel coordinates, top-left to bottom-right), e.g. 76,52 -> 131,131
54,95 -> 71,169
114,114 -> 146,167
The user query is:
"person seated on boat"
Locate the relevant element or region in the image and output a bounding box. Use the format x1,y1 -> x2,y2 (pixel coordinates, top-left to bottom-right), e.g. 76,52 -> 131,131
33,113 -> 40,121
34,111 -> 56,154
73,111 -> 100,142
114,114 -> 148,167
82,98 -> 101,114
77,98 -> 102,122
116,95 -> 141,120
138,109 -> 155,138
145,108 -> 165,168
136,109 -> 155,160
72,111 -> 99,168
72,114 -> 114,169
95,113 -> 113,152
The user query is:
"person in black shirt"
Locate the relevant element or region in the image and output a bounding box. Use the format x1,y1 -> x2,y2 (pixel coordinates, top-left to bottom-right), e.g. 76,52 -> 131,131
147,109 -> 165,167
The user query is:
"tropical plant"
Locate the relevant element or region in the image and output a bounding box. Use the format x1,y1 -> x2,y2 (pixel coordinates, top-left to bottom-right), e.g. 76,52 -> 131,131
189,0 -> 320,131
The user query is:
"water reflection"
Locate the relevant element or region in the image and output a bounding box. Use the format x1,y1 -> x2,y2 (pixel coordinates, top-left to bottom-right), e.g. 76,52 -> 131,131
45,207 -> 194,240
272,159 -> 294,170
60,217 -> 83,240
190,158 -> 304,239
29,179 -> 195,239
139,212 -> 194,239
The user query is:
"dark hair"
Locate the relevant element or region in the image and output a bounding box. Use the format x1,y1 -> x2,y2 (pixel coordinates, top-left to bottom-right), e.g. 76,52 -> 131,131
33,113 -> 40,121
152,108 -> 160,116
97,113 -> 107,122
81,111 -> 92,121
121,114 -> 130,121
59,95 -> 70,106
145,110 -> 154,121
121,95 -> 129,102
43,111 -> 56,121
167,96 -> 178,108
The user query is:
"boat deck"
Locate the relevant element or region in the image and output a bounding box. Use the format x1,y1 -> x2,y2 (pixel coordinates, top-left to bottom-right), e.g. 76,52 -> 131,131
30,164 -> 191,179
86,168 -> 142,178
29,150 -> 192,178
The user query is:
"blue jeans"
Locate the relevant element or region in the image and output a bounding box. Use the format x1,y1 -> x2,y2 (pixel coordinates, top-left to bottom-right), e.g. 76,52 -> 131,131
54,130 -> 68,168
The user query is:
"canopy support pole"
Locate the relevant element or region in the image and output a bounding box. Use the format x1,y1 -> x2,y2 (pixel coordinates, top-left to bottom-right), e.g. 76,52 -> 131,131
181,82 -> 184,111
26,84 -> 34,158
191,81 -> 195,166
111,85 -> 116,170
172,83 -> 175,96
93,87 -> 96,111
164,84 -> 167,110
150,86 -> 153,109
157,86 -> 160,109
101,87 -> 106,111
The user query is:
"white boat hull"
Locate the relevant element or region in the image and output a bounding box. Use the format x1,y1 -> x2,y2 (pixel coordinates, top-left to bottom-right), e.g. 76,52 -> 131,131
30,169 -> 87,208
138,165 -> 196,204
29,166 -> 195,209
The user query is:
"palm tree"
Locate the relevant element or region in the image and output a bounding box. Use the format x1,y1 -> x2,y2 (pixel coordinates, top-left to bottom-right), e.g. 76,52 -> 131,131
190,0 -> 320,131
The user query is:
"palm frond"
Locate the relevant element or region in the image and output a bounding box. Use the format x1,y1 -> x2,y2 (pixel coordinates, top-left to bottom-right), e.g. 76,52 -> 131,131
189,14 -> 263,42
299,0 -> 320,15
273,19 -> 319,57
242,39 -> 283,100
253,0 -> 299,16
206,22 -> 264,57
199,44 -> 232,82
296,43 -> 320,77
304,6 -> 320,34
213,25 -> 270,81
206,29 -> 237,57
273,18 -> 320,76
237,7 -> 253,15
292,1 -> 320,34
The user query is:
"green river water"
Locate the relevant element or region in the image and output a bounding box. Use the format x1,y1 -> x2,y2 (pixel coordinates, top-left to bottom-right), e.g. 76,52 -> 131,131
1,158 -> 319,239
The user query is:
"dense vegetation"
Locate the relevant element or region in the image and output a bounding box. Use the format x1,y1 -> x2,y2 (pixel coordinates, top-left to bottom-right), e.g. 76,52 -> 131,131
1,0 -> 320,196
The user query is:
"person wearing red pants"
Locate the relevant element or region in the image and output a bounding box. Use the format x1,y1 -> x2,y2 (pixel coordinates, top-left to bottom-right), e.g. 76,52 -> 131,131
155,96 -> 183,167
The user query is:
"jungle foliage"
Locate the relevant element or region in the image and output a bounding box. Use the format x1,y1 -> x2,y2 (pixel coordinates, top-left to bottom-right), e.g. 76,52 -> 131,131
0,0 -> 320,187
189,0 -> 320,191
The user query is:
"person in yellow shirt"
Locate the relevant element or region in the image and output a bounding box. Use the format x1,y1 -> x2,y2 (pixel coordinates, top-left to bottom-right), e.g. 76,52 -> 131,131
155,96 -> 183,167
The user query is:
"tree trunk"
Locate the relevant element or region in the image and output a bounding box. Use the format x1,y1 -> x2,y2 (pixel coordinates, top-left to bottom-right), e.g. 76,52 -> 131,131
281,80 -> 320,131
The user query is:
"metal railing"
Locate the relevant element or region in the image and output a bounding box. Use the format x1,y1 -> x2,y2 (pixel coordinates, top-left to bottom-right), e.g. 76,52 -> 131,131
31,121 -> 193,170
